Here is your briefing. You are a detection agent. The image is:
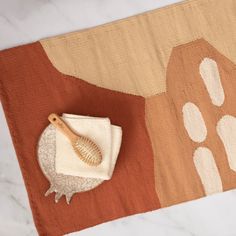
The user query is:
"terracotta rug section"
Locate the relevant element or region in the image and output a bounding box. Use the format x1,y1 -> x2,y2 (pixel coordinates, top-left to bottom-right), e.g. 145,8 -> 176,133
145,39 -> 236,207
0,43 -> 160,236
41,0 -> 236,97
1,0 -> 236,235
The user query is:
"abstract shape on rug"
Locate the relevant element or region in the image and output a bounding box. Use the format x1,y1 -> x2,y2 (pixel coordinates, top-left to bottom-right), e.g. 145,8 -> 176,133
199,58 -> 225,106
217,115 -> 236,172
182,102 -> 207,143
41,0 -> 236,97
193,147 -> 223,195
145,39 -> 236,206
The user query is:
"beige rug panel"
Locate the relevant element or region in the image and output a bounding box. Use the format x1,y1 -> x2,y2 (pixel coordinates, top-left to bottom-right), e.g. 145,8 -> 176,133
41,0 -> 236,97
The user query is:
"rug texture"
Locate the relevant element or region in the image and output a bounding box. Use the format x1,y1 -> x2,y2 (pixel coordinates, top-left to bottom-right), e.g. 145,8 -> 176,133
1,0 -> 236,235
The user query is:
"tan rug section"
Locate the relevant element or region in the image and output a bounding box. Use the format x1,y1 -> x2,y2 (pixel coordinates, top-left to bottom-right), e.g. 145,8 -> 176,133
41,0 -> 236,97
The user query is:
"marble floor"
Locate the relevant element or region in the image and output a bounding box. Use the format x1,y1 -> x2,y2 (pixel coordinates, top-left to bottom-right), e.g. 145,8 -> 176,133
0,0 -> 236,235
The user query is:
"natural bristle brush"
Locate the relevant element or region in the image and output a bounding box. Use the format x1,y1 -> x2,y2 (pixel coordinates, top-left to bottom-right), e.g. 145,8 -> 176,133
48,113 -> 102,166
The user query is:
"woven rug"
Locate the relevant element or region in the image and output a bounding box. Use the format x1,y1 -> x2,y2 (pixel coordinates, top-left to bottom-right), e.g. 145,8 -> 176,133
1,0 -> 236,235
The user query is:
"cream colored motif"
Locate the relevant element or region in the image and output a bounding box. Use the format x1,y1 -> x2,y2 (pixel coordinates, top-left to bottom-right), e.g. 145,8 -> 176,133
193,147 -> 223,195
182,102 -> 207,143
217,115 -> 236,172
183,57 -> 232,195
199,58 -> 225,106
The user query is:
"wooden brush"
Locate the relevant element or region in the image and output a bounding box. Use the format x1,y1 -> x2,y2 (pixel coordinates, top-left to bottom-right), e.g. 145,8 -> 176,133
48,113 -> 102,166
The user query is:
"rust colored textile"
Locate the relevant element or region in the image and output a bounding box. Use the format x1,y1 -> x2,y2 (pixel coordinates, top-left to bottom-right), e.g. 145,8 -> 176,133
0,43 -> 160,235
1,0 -> 236,234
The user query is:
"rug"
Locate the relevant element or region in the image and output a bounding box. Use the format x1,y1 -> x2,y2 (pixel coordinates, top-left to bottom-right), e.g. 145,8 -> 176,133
1,0 -> 236,235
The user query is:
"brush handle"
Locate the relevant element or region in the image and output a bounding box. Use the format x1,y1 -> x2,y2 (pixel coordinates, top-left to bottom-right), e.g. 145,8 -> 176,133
48,113 -> 78,142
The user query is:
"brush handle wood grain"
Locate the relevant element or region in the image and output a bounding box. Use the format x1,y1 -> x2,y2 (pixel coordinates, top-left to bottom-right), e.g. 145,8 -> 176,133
48,113 -> 78,142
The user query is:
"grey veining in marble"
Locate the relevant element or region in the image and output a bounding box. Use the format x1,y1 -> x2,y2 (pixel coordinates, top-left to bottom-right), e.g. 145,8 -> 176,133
1,0 -> 236,236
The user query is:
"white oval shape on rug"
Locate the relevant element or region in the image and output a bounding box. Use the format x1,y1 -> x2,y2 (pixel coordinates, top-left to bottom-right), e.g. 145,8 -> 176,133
217,115 -> 236,172
199,58 -> 225,106
182,102 -> 207,143
193,147 -> 223,195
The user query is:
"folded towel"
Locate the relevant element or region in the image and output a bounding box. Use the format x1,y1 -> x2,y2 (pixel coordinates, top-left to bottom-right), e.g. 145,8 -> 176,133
55,113 -> 122,179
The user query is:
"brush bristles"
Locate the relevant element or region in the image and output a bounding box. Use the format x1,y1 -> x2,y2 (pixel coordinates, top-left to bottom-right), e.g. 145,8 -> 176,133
73,137 -> 102,166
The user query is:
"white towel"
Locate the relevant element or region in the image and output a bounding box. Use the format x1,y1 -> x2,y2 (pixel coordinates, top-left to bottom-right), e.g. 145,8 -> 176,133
55,113 -> 122,180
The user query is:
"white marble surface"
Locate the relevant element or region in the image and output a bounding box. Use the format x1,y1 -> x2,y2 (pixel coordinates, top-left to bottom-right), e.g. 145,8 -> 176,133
0,0 -> 236,235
